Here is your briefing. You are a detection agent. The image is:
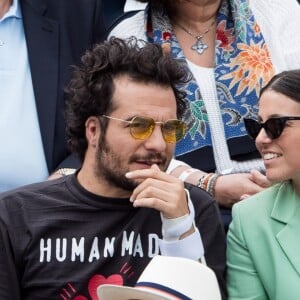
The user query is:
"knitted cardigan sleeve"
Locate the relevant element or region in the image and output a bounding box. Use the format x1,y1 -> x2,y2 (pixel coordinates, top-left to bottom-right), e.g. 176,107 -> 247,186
250,0 -> 300,72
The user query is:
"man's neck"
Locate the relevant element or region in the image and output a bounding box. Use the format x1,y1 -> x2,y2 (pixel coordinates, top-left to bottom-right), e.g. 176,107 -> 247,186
77,167 -> 132,199
0,0 -> 12,19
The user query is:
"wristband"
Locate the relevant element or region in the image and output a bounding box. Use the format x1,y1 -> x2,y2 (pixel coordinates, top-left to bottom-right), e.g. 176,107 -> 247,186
161,189 -> 195,241
166,158 -> 189,174
159,228 -> 205,261
197,173 -> 214,190
206,173 -> 220,196
179,168 -> 198,181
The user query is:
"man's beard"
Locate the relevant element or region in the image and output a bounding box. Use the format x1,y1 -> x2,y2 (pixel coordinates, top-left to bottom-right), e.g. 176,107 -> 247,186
95,136 -> 170,192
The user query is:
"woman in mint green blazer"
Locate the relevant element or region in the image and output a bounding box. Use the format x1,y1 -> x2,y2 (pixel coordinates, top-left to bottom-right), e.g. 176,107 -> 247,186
227,69 -> 300,299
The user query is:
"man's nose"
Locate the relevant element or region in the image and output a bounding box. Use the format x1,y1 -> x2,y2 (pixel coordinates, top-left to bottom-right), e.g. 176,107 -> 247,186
143,125 -> 167,152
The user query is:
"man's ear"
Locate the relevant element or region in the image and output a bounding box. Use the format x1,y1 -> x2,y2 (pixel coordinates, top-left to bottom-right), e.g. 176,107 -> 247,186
85,116 -> 100,148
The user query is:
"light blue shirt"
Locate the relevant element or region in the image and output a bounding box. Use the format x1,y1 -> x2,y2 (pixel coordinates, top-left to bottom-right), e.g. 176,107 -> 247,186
0,0 -> 48,192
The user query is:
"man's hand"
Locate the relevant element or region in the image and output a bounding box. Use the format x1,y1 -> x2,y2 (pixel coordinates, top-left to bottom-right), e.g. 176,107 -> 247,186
125,164 -> 188,219
169,164 -> 271,207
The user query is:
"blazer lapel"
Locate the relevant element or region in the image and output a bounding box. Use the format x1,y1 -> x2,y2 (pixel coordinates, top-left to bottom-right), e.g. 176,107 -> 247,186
271,182 -> 300,276
21,0 -> 59,171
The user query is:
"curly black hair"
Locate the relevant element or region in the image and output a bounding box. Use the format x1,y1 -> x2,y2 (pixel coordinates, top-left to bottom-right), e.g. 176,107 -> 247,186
65,37 -> 189,162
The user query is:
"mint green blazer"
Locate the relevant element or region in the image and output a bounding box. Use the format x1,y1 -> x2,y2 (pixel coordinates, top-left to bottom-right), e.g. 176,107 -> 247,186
227,181 -> 300,299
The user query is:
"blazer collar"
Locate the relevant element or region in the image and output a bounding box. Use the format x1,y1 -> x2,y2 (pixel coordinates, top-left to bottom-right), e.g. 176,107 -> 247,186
21,0 -> 47,16
271,182 -> 300,276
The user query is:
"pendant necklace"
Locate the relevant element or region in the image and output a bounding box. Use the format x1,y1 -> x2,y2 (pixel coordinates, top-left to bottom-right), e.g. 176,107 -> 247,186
176,20 -> 215,55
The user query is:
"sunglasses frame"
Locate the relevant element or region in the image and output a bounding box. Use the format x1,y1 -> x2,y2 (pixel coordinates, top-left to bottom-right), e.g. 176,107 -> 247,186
244,116 -> 300,140
101,115 -> 187,143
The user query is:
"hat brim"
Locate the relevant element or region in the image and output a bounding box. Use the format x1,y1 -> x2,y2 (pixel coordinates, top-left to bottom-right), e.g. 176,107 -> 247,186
97,284 -> 172,300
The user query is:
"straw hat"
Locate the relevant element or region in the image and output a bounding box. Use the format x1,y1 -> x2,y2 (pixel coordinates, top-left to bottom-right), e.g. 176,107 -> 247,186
97,255 -> 221,300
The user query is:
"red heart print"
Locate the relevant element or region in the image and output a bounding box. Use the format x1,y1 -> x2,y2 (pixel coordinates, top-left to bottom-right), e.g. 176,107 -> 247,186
88,274 -> 123,300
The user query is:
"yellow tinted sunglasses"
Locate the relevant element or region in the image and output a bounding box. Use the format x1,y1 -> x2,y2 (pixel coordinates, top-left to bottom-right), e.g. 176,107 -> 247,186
102,115 -> 187,143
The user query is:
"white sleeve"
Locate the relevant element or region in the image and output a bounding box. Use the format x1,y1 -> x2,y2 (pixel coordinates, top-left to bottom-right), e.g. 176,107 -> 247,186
158,189 -> 205,261
251,0 -> 300,72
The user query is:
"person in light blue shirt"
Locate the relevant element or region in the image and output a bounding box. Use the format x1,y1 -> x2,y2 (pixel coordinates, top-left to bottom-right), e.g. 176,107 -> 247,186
0,0 -> 48,191
0,0 -> 104,192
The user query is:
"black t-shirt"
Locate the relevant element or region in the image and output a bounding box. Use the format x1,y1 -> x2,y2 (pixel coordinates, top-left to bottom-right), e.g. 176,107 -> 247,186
0,175 -> 226,299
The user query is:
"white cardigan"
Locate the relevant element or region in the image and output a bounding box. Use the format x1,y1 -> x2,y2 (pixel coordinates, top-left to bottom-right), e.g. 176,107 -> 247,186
109,0 -> 300,174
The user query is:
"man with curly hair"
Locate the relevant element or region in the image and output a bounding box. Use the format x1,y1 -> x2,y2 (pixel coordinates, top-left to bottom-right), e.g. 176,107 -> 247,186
0,37 -> 226,299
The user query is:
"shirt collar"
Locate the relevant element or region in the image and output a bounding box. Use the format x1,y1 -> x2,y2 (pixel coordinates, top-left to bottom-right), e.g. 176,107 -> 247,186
124,0 -> 147,12
0,0 -> 21,22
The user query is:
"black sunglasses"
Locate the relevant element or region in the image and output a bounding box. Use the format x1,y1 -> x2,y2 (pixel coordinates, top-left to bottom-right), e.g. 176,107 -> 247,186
244,117 -> 300,140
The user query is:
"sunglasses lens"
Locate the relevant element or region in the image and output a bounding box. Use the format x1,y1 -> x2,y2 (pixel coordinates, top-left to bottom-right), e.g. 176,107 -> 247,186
162,120 -> 187,143
130,117 -> 187,143
244,118 -> 261,139
244,118 -> 286,140
130,116 -> 154,140
265,118 -> 285,139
